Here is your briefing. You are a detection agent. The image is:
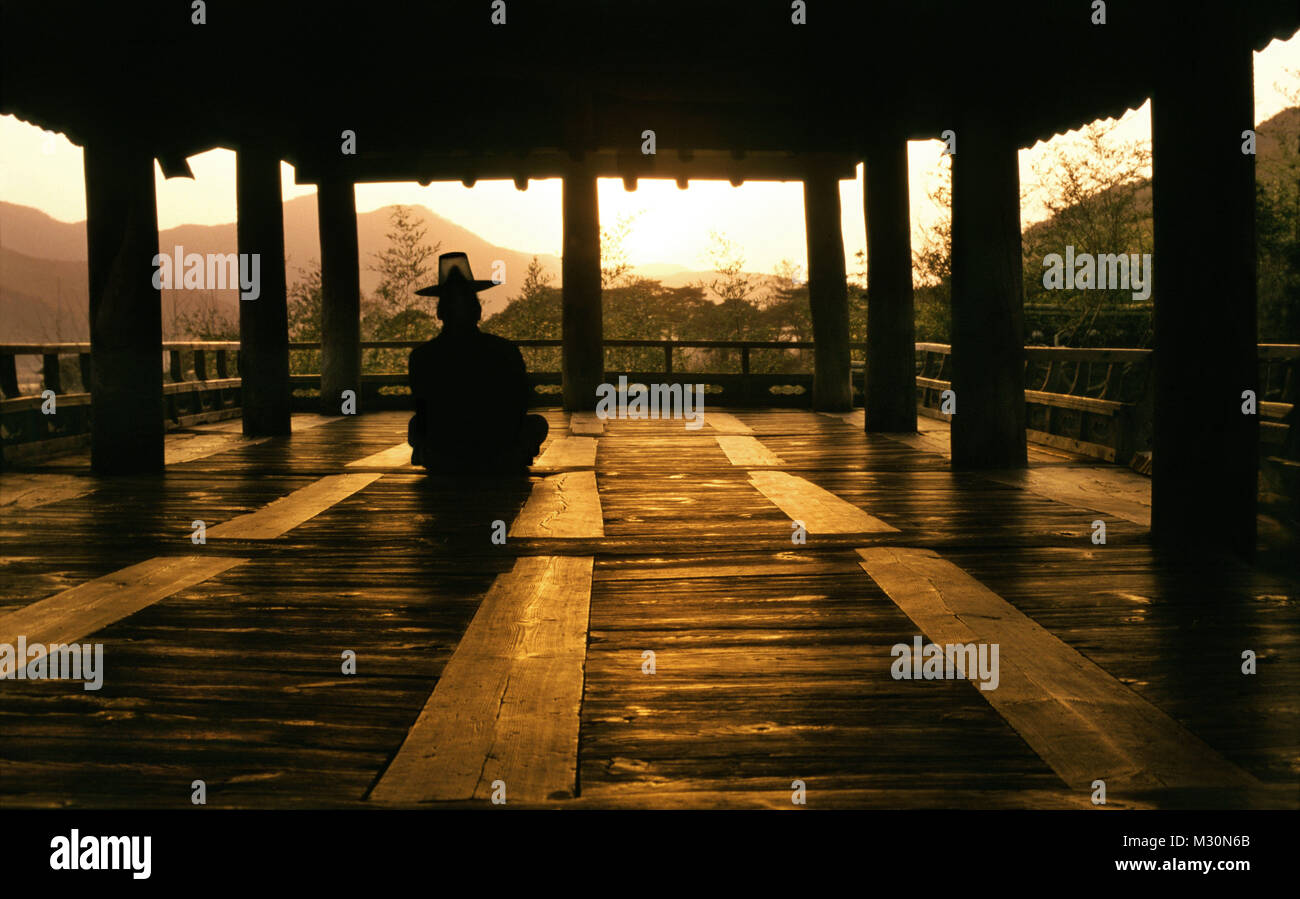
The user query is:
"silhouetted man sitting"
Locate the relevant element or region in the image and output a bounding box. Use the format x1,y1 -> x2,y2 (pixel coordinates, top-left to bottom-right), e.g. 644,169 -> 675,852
407,252 -> 548,473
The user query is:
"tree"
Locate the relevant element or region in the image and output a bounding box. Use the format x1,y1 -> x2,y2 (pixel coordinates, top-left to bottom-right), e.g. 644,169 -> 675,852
173,290 -> 238,340
699,231 -> 759,306
363,206 -> 442,373
366,205 -> 441,340
1256,90 -> 1300,342
690,231 -> 765,358
519,255 -> 554,298
600,213 -> 639,288
911,154 -> 953,342
1021,120 -> 1153,345
771,258 -> 804,293
286,260 -> 323,375
482,256 -> 563,373
912,154 -> 952,293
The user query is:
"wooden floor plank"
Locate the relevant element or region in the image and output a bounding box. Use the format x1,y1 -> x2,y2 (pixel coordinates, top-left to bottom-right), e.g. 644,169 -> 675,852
880,417 -> 1081,464
206,473 -> 384,540
856,546 -> 1260,794
818,410 -> 863,428
0,473 -> 96,510
982,468 -> 1153,526
346,443 -> 414,469
35,412 -> 338,472
749,470 -> 899,534
570,412 -> 605,436
703,411 -> 753,434
535,436 -> 599,470
509,470 -> 605,538
370,555 -> 594,803
191,413 -> 345,435
0,555 -> 248,677
715,435 -> 785,466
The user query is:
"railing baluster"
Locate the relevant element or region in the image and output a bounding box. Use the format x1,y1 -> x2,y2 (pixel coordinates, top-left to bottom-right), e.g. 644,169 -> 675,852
78,353 -> 92,392
169,349 -> 184,383
194,349 -> 208,382
0,353 -> 19,398
42,353 -> 62,395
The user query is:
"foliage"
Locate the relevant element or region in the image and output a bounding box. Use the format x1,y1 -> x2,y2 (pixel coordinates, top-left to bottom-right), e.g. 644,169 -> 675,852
482,256 -> 562,371
286,261 -> 322,374
365,205 -> 440,335
911,155 -> 953,343
362,206 -> 442,371
1021,120 -> 1153,345
600,213 -> 638,289
1256,95 -> 1300,342
172,290 -> 238,340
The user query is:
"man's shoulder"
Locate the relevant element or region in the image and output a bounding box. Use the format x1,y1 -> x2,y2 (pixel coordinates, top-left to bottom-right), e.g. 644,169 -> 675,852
476,331 -> 524,358
411,330 -> 522,363
476,331 -> 519,349
409,339 -> 438,364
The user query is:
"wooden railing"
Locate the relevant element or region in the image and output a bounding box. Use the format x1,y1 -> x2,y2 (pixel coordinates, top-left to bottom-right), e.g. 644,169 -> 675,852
915,343 -> 1299,466
283,338 -> 870,410
0,341 -> 241,462
4,340 -> 1296,474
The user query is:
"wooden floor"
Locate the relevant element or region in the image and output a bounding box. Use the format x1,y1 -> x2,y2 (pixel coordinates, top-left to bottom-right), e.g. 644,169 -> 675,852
1,409 -> 1296,809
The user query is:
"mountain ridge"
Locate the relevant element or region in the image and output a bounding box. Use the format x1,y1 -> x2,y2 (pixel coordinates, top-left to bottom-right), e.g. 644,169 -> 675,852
0,196 -> 568,339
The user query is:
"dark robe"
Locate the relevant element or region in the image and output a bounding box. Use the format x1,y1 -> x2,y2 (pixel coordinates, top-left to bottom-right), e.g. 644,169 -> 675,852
407,328 -> 545,472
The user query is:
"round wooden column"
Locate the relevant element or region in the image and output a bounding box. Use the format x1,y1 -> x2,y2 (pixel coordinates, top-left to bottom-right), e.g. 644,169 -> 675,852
949,117 -> 1027,469
84,142 -> 164,474
236,144 -> 291,435
1151,18 -> 1257,557
804,170 -> 852,412
562,170 -> 603,411
864,138 -> 917,432
318,178 -> 362,416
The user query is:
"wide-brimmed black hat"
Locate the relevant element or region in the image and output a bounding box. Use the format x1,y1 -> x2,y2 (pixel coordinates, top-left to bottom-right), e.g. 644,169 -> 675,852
414,252 -> 500,296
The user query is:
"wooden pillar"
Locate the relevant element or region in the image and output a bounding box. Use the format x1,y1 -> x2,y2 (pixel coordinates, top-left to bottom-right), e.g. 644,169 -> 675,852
949,116 -> 1027,469
83,142 -> 164,474
562,170 -> 602,410
236,145 -> 290,435
864,138 -> 917,432
804,169 -> 852,412
1151,22 -> 1256,557
318,178 -> 362,416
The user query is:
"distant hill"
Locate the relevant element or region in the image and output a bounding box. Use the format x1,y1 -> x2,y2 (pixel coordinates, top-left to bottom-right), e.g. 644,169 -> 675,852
1022,105 -> 1298,248
0,197 -> 564,340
